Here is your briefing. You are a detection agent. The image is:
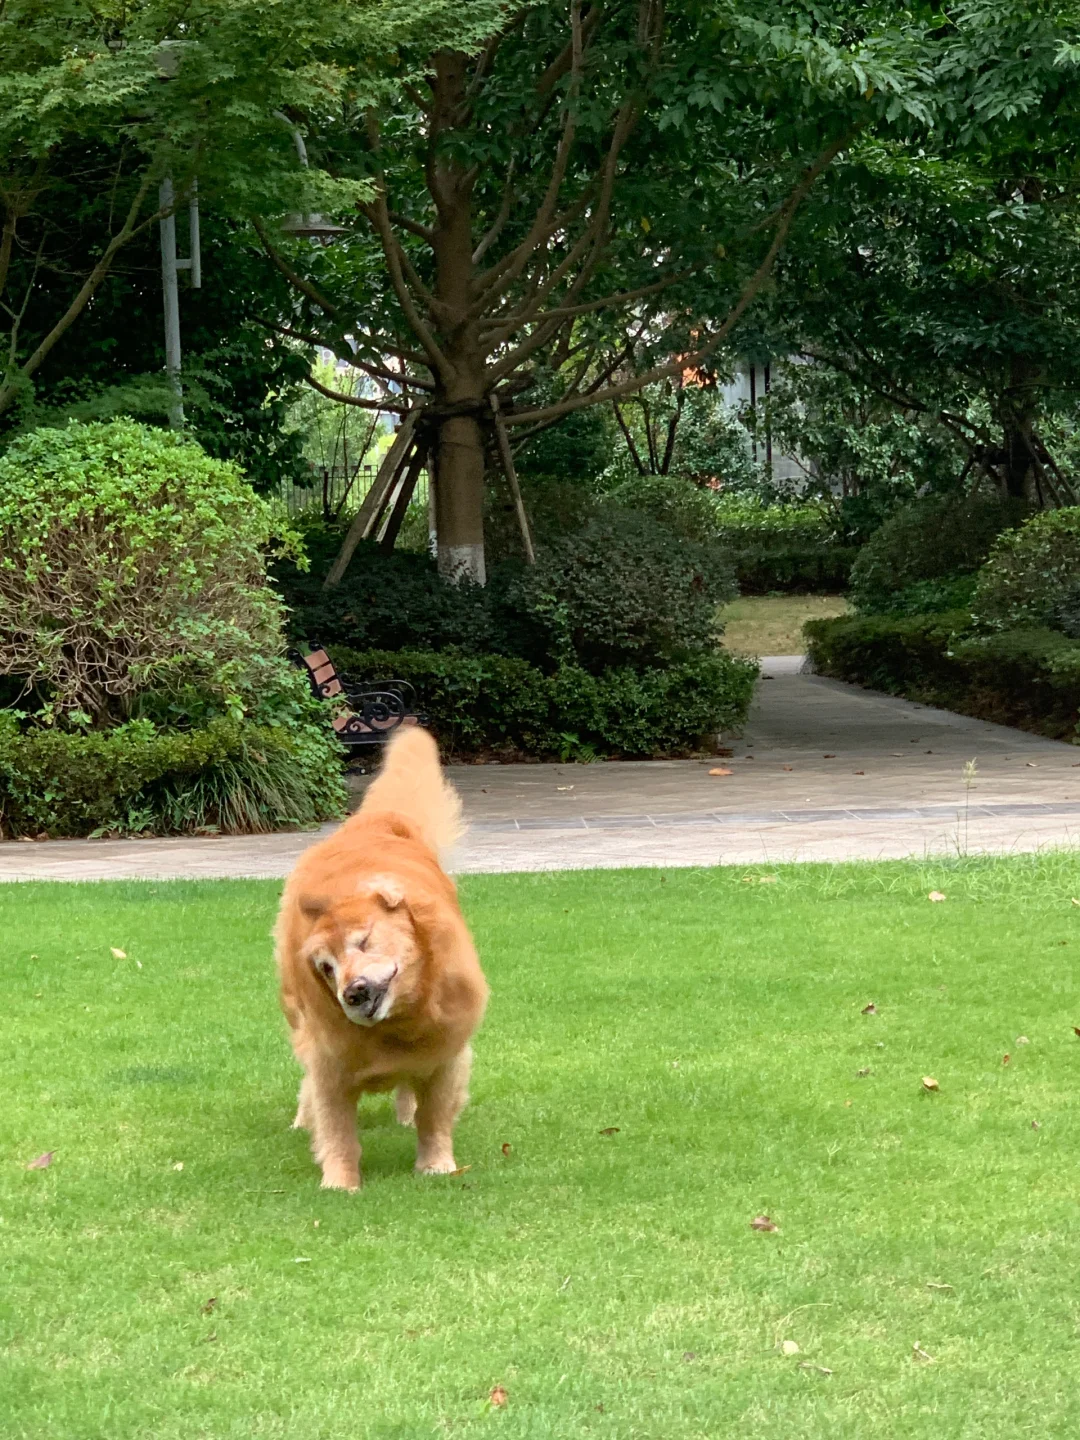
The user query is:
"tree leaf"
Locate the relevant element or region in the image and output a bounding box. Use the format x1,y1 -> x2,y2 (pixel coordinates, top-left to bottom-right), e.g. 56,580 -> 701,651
25,1150 -> 54,1170
489,1385 -> 509,1408
750,1214 -> 778,1231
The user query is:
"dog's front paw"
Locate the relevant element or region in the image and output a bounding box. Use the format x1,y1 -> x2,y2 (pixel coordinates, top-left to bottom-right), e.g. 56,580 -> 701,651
320,1167 -> 362,1191
416,1156 -> 457,1176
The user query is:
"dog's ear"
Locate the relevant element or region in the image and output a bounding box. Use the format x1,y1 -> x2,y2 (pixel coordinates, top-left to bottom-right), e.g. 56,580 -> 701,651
299,893 -> 331,921
358,874 -> 406,910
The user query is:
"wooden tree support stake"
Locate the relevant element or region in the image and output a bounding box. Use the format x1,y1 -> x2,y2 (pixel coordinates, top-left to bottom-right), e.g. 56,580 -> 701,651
323,406 -> 422,589
379,444 -> 428,552
490,393 -> 535,565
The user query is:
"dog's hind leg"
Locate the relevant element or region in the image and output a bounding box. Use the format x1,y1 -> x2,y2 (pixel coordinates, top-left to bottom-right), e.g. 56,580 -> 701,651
394,1086 -> 417,1127
292,1074 -> 315,1131
413,1046 -> 472,1175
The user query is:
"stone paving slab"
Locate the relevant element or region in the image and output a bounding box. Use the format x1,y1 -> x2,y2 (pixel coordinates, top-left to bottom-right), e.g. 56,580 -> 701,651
0,663 -> 1075,882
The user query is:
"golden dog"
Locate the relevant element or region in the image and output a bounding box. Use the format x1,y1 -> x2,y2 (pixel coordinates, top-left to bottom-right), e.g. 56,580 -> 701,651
275,727 -> 487,1190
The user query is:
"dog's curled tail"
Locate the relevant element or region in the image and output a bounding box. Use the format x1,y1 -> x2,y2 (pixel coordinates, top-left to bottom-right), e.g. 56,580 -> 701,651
358,726 -> 464,854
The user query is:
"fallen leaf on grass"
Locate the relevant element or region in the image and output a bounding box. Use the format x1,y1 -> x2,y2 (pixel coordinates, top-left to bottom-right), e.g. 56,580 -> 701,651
861,1002 -> 878,1015
928,891 -> 947,902
599,1127 -> 620,1136
1032,1120 -> 1041,1130
1071,898 -> 1080,907
856,1067 -> 872,1078
799,1362 -> 833,1376
448,1165 -> 472,1177
781,1340 -> 800,1356
489,1386 -> 509,1408
172,1161 -> 184,1171
202,1331 -> 217,1344
708,768 -> 733,777
1073,1026 -> 1080,1038
912,1342 -> 935,1364
501,1143 -> 511,1156
25,1151 -> 54,1170
759,876 -> 778,884
201,1298 -> 217,1315
926,1282 -> 953,1292
1002,1054 -> 1011,1066
844,1098 -> 853,1107
110,947 -> 127,959
922,1076 -> 939,1092
293,1257 -> 311,1264
750,1215 -> 778,1232
682,1351 -> 697,1362
1016,1036 -> 1030,1045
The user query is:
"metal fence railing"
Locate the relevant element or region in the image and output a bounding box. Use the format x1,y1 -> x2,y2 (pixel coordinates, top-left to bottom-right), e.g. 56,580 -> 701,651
281,464 -> 430,521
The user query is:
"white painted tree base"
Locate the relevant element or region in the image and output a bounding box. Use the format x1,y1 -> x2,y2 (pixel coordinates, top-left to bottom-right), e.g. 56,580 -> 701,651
438,543 -> 486,586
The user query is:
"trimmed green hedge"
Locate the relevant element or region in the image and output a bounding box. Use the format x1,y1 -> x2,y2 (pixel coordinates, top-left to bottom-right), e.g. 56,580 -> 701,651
329,647 -> 758,759
804,612 -> 1080,740
732,542 -> 858,594
0,714 -> 346,838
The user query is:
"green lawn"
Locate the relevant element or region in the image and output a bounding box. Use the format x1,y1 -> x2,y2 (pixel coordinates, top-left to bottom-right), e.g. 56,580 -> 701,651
4,856 -> 1080,1438
720,593 -> 850,655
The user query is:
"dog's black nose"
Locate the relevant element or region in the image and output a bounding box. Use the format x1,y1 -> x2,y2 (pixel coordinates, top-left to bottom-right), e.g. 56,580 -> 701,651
342,979 -> 373,1007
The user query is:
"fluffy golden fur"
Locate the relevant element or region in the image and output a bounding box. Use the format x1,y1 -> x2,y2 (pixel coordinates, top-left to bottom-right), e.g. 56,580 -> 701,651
275,727 -> 487,1190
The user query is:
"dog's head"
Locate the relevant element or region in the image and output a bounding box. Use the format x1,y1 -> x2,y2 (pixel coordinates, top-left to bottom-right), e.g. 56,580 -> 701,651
299,876 -> 422,1026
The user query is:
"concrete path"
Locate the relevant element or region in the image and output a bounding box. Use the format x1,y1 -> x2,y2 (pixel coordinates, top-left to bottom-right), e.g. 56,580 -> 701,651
1,659 -> 1076,881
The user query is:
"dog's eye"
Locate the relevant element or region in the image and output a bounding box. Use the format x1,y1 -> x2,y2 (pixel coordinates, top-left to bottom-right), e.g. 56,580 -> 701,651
318,959 -> 333,980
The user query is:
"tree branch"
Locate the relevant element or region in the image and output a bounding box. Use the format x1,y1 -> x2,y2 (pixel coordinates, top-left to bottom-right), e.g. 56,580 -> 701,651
0,168 -> 157,416
536,3 -> 604,96
364,190 -> 451,375
481,267 -> 692,345
251,215 -> 340,318
303,368 -> 410,413
504,133 -> 852,426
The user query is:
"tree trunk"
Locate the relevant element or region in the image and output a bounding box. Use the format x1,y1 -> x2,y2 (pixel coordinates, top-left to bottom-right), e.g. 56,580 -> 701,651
1001,414 -> 1038,502
1000,356 -> 1041,503
427,51 -> 490,584
433,411 -> 487,584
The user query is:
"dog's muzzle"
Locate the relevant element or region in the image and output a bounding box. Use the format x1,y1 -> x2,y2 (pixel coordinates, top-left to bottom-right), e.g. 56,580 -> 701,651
340,965 -> 397,1023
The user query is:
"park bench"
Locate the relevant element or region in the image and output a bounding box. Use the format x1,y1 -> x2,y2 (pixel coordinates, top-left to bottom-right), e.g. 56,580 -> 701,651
291,647 -> 424,753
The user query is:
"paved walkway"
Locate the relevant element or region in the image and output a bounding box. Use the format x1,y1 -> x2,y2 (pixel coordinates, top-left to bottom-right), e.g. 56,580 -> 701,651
1,659 -> 1076,881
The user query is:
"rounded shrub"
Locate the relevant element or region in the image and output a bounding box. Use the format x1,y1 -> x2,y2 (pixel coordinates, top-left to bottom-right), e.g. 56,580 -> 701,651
849,491 -> 1030,614
510,508 -> 737,670
0,418 -> 300,722
972,506 -> 1080,631
606,475 -> 727,543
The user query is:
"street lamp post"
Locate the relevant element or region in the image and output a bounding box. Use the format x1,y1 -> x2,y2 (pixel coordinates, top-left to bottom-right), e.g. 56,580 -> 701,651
158,177 -> 201,428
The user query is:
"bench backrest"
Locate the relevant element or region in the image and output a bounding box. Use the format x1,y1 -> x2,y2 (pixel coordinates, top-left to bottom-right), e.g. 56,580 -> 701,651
300,649 -> 342,700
